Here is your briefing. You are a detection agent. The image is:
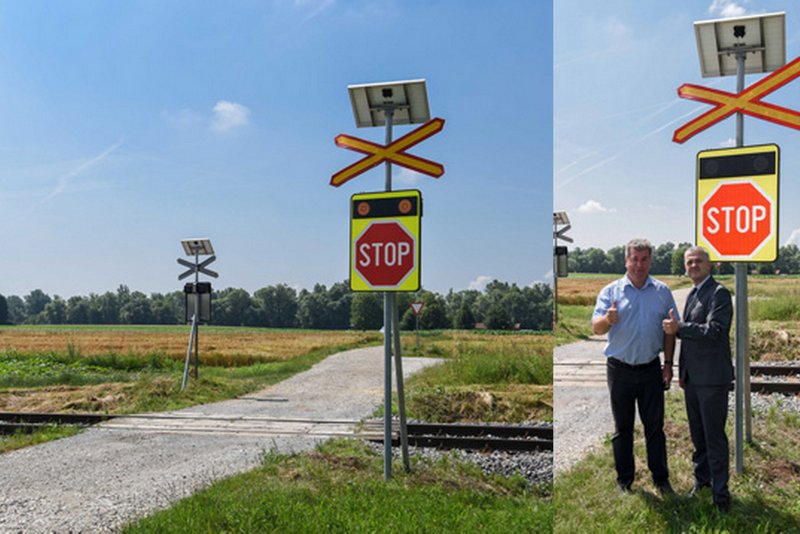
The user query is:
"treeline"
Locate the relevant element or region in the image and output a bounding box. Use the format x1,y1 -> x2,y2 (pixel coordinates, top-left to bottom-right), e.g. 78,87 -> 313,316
568,243 -> 800,275
0,280 -> 552,331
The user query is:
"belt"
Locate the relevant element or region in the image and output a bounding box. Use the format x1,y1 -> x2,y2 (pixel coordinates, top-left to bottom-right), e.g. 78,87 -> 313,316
607,357 -> 659,369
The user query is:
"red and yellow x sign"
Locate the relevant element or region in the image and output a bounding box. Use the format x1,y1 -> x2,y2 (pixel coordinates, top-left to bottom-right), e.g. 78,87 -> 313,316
330,117 -> 445,187
673,56 -> 800,144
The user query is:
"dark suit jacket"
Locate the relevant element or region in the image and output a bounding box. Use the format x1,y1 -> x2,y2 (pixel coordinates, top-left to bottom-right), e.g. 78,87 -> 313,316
678,276 -> 735,386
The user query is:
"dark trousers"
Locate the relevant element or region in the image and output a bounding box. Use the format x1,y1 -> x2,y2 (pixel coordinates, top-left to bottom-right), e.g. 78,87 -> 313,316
607,357 -> 669,487
685,381 -> 730,503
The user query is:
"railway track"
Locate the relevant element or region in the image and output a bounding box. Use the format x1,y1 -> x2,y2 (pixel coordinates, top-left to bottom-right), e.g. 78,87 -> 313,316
749,362 -> 800,394
363,421 -> 553,452
0,412 -> 554,453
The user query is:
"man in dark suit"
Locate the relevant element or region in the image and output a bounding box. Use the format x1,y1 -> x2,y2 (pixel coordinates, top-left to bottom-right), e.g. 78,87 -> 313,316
662,246 -> 734,512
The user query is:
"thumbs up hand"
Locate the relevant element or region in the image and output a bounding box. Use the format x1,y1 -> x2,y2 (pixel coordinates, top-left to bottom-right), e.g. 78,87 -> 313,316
662,308 -> 679,335
606,300 -> 618,326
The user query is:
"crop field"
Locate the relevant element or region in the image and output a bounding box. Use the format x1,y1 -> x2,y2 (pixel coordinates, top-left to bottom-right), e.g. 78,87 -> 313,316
556,274 -> 800,359
0,325 -> 379,366
0,326 -> 553,420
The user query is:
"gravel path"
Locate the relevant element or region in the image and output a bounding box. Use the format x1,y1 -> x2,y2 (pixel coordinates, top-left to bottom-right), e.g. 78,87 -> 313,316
0,346 -> 441,533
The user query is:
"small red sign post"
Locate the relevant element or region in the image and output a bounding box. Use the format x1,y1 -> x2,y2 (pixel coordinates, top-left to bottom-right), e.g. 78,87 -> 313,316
700,182 -> 773,258
409,301 -> 424,348
354,221 -> 417,288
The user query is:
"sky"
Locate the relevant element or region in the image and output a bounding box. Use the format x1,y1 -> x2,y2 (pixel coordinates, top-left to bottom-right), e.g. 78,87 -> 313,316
555,0 -> 800,252
0,0 -> 552,299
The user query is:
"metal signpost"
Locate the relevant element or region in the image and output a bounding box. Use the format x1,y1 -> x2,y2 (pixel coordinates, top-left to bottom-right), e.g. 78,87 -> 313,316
177,238 -> 218,391
552,211 -> 572,323
674,12 -> 793,474
410,301 -> 424,347
332,79 -> 445,480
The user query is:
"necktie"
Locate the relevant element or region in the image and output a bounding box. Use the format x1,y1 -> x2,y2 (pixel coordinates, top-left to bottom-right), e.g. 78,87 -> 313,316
684,287 -> 697,316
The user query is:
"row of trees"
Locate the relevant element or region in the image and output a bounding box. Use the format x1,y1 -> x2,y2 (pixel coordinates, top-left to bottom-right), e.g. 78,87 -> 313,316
568,243 -> 800,275
0,280 -> 552,331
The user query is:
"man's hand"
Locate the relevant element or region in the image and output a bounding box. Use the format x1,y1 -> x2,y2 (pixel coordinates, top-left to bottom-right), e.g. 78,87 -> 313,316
606,300 -> 618,326
662,364 -> 673,390
662,308 -> 679,335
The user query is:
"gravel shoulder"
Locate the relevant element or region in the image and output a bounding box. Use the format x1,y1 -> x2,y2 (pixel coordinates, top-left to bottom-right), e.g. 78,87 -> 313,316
0,346 -> 441,533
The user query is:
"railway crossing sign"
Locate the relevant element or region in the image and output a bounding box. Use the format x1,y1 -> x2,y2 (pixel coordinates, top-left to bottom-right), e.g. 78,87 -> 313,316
696,144 -> 779,262
350,190 -> 421,291
177,255 -> 219,280
331,118 -> 445,187
674,56 -> 800,143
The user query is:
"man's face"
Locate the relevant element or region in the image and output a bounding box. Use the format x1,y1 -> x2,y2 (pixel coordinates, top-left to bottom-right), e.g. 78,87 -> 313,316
684,250 -> 712,284
625,248 -> 651,287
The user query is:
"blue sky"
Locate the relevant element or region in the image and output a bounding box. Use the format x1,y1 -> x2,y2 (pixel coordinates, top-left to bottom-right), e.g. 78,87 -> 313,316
555,0 -> 800,252
0,1 -> 552,298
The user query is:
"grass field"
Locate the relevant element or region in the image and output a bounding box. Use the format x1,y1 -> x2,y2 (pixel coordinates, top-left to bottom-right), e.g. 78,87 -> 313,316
554,392 -> 800,532
554,273 -> 800,531
125,439 -> 552,533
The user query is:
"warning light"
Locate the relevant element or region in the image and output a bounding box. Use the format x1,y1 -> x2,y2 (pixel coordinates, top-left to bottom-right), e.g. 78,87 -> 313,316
357,202 -> 370,216
398,199 -> 412,214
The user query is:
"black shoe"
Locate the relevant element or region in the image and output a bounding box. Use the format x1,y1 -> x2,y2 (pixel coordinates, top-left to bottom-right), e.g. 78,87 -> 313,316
687,483 -> 710,498
617,482 -> 633,494
715,499 -> 731,512
656,482 -> 675,496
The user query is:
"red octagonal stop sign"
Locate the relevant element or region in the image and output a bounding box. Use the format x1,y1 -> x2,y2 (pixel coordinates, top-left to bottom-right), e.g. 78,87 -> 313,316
354,221 -> 417,288
700,181 -> 773,258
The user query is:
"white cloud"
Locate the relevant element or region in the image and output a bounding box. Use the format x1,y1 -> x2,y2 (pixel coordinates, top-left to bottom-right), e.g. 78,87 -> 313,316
719,137 -> 737,148
211,101 -> 251,132
709,0 -> 747,18
293,0 -> 335,20
577,199 -> 615,214
162,108 -> 204,128
395,167 -> 422,185
785,227 -> 800,247
606,19 -> 631,41
43,140 -> 123,202
468,275 -> 493,292
540,270 -> 554,284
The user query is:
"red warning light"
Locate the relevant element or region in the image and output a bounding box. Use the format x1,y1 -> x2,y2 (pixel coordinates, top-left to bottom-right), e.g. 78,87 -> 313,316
398,199 -> 412,214
357,202 -> 371,216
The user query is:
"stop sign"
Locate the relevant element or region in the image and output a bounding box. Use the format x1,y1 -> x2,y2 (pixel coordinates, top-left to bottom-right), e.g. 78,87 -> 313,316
700,181 -> 774,258
354,221 -> 417,288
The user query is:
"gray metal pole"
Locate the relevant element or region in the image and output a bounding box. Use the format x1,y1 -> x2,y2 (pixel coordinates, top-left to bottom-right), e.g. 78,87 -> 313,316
553,218 -> 559,323
415,312 -> 420,348
733,50 -> 750,474
194,252 -> 200,381
382,107 -> 395,480
181,314 -> 197,391
392,299 -> 410,472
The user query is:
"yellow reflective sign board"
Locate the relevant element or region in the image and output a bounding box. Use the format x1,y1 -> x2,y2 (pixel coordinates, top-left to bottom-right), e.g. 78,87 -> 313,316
696,144 -> 779,262
350,190 -> 422,292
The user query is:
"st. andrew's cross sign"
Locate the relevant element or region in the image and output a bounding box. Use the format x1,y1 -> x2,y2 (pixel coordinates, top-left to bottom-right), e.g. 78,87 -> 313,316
674,55 -> 800,143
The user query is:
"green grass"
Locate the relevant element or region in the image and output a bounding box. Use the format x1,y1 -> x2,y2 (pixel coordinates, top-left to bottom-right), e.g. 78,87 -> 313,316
0,425 -> 82,454
398,331 -> 553,422
124,438 -> 552,533
555,304 -> 594,344
554,392 -> 800,533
